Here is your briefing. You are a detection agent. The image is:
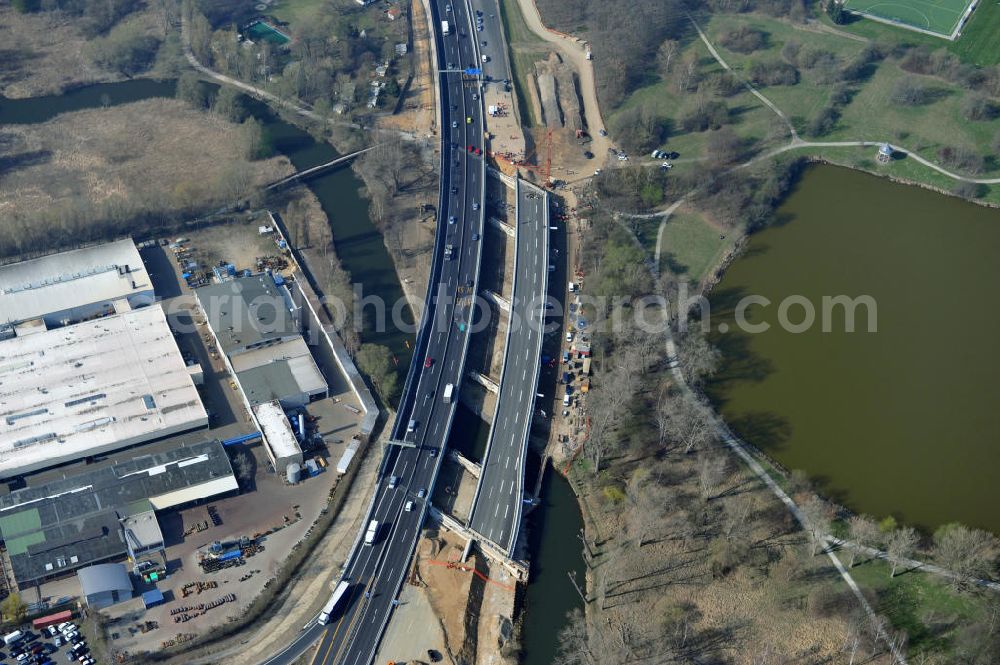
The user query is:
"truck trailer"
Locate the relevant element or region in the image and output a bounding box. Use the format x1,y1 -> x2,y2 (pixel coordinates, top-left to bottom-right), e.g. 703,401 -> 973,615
442,20 -> 450,35
317,580 -> 351,626
443,382 -> 455,404
364,519 -> 379,545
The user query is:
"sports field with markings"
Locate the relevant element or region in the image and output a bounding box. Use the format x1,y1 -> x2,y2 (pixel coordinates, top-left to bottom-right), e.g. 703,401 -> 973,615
843,0 -> 975,37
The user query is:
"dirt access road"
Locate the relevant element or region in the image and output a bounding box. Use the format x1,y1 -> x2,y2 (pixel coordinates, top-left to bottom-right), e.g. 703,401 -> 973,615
513,0 -> 612,165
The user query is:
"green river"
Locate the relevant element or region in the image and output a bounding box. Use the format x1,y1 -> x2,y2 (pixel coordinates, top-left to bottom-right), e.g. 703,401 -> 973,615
0,79 -> 584,661
707,164 -> 1000,533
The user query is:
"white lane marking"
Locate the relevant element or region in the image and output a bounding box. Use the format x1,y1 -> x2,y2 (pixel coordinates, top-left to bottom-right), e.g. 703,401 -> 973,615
494,503 -> 500,517
504,505 -> 510,519
505,456 -> 509,469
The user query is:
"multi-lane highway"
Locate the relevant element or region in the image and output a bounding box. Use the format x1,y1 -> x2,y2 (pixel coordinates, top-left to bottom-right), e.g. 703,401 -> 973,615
467,0 -> 509,86
260,2 -> 487,665
468,180 -> 549,553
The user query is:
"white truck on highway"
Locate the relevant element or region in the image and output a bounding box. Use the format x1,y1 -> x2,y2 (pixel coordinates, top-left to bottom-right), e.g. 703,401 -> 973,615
364,520 -> 379,545
442,20 -> 450,35
317,580 -> 350,626
443,382 -> 455,404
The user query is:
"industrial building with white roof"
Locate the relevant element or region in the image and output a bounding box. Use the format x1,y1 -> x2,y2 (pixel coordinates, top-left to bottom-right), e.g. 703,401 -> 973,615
0,305 -> 208,478
0,239 -> 208,478
0,238 -> 152,330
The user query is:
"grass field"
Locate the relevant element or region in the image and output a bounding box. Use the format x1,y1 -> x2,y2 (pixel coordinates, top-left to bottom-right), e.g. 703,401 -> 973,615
269,0 -> 328,27
658,210 -> 734,284
843,0 -> 972,37
838,557 -> 993,658
701,13 -> 1000,180
950,0 -> 1000,65
609,34 -> 787,168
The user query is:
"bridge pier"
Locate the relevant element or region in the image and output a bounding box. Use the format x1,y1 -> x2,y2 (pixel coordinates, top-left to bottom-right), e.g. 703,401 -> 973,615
487,166 -> 517,190
482,289 -> 511,313
426,504 -> 529,581
447,450 -> 482,478
468,371 -> 500,394
488,216 -> 515,237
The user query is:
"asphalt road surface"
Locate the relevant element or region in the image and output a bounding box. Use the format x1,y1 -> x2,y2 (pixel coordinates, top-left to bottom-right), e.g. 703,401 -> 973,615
303,1 -> 487,664
468,0 -> 508,87
467,181 -> 548,553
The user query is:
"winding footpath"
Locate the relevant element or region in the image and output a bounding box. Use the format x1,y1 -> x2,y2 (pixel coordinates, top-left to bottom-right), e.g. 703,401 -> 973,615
662,338 -> 909,665
645,17 -> 1000,272
689,15 -> 1000,183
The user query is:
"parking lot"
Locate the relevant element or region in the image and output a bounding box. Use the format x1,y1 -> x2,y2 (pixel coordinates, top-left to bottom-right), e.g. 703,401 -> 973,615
3,622 -> 94,665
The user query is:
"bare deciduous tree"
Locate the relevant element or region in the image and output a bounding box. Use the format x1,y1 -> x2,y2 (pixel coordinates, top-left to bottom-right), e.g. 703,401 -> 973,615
678,328 -> 720,385
799,496 -> 832,555
886,526 -> 919,578
657,391 -> 715,453
698,451 -> 727,499
933,523 -> 999,590
847,514 -> 880,567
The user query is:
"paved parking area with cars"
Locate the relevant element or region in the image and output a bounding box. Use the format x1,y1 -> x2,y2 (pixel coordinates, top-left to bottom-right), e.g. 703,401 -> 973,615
3,622 -> 95,665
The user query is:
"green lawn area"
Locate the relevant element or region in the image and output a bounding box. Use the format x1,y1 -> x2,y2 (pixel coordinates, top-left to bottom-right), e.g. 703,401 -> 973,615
609,35 -> 787,176
704,13 -> 863,135
821,1 -> 1000,66
950,0 -> 1000,65
698,12 -> 1000,179
497,0 -> 548,127
658,209 -> 734,284
270,0 -> 329,27
836,556 -> 991,658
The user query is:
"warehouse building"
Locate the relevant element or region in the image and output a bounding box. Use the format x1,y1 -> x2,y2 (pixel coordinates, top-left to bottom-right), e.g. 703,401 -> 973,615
196,275 -> 327,408
0,305 -> 208,478
77,563 -> 134,609
234,337 -> 328,408
0,239 -> 152,331
196,274 -> 302,356
253,400 -> 303,475
0,440 -> 237,589
196,275 -> 327,474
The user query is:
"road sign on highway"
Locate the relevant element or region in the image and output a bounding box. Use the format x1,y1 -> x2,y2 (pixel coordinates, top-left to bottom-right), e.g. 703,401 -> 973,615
465,68 -> 482,75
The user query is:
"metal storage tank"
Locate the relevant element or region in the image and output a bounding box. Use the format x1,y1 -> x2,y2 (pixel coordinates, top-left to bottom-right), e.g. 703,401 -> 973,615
286,462 -> 302,484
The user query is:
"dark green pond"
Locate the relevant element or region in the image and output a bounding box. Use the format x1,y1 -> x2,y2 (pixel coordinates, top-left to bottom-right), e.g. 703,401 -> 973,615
0,80 -> 413,379
707,164 -> 1000,533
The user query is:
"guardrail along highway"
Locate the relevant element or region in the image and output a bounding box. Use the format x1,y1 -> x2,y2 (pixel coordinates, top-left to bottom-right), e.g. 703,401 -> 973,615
468,179 -> 549,553
307,0 -> 488,664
